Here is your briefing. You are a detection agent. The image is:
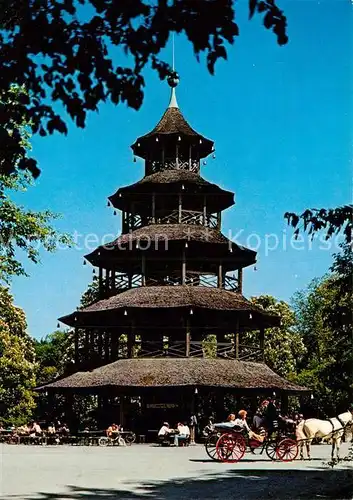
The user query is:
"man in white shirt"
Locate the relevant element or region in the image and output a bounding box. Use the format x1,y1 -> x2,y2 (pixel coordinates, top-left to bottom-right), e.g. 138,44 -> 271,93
158,422 -> 171,437
174,422 -> 190,446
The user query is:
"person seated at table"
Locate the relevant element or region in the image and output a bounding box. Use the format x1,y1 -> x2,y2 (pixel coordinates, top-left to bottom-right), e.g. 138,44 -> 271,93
29,421 -> 42,437
17,424 -> 30,435
106,423 -> 120,438
158,422 -> 171,440
174,422 -> 190,447
47,423 -> 56,434
57,423 -> 70,435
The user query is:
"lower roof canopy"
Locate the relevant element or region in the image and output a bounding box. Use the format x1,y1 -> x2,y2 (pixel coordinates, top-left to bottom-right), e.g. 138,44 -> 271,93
37,358 -> 309,394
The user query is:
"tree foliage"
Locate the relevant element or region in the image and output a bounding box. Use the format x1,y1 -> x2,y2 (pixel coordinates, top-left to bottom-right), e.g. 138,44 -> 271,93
0,0 -> 287,178
0,286 -> 36,426
34,330 -> 74,386
292,243 -> 353,416
285,205 -> 352,244
249,295 -> 306,378
0,86 -> 71,284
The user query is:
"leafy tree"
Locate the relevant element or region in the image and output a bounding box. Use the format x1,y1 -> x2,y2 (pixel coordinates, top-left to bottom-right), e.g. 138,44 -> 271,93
249,295 -> 306,378
0,0 -> 287,178
292,243 -> 353,415
0,286 -> 36,426
34,330 -> 75,386
80,276 -> 100,307
285,205 -> 352,244
0,86 -> 71,284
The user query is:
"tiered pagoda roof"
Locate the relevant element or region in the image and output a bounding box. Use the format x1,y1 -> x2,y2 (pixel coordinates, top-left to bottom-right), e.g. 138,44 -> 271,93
43,71 -> 308,399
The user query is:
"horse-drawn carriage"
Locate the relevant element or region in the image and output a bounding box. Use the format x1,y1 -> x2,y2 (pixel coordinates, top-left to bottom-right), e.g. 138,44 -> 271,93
204,420 -> 298,463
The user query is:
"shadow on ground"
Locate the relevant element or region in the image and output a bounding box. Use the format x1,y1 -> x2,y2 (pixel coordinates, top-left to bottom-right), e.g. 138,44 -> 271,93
6,468 -> 353,500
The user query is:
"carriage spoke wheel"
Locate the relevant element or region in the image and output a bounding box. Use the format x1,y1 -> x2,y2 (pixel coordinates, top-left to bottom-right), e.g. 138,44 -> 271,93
276,438 -> 298,462
205,433 -> 221,461
98,437 -> 109,447
265,441 -> 278,461
216,433 -> 246,463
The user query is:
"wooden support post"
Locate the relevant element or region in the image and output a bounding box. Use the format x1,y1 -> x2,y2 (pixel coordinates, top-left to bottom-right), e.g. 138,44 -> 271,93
127,323 -> 135,358
74,328 -> 79,366
238,267 -> 243,294
111,270 -> 116,293
176,144 -> 179,169
188,145 -> 192,170
182,248 -> 186,285
104,331 -> 110,362
217,212 -> 221,230
98,267 -> 103,297
105,269 -> 110,296
178,193 -> 182,223
203,195 -> 207,226
141,254 -> 146,286
111,333 -> 118,361
122,211 -> 126,233
218,261 -> 223,288
186,318 -> 191,357
281,392 -> 289,415
85,330 -> 90,362
152,193 -> 156,223
98,330 -> 103,359
119,395 -> 125,428
260,326 -> 265,361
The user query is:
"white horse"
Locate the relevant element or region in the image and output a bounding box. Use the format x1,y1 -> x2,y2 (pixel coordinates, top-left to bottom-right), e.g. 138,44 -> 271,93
296,410 -> 353,461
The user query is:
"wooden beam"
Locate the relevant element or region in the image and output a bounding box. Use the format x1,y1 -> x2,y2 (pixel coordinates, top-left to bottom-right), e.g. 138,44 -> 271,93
127,323 -> 135,358
238,268 -> 243,294
217,212 -> 221,230
178,193 -> 182,223
74,328 -> 79,366
98,267 -> 103,297
203,195 -> 207,226
141,254 -> 146,286
186,318 -> 191,357
182,248 -> 186,285
235,318 -> 240,359
152,193 -> 156,223
218,261 -> 223,288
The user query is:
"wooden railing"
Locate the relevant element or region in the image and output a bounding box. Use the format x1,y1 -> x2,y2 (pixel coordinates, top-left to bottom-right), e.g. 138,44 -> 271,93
103,272 -> 239,297
123,210 -> 219,231
146,158 -> 200,174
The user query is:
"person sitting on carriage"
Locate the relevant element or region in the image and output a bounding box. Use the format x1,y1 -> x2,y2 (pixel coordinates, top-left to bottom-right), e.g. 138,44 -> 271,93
214,413 -> 239,430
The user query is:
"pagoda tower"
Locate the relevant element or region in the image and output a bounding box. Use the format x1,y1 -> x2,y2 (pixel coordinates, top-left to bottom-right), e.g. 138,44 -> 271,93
44,74 -> 307,433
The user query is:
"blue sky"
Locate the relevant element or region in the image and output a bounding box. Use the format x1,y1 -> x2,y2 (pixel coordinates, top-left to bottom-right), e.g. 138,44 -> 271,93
11,0 -> 351,339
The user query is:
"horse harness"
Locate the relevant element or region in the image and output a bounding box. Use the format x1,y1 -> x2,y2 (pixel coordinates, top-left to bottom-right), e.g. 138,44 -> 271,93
327,415 -> 348,437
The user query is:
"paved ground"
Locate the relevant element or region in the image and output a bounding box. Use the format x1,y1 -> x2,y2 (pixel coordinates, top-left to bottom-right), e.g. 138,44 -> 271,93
0,443 -> 352,499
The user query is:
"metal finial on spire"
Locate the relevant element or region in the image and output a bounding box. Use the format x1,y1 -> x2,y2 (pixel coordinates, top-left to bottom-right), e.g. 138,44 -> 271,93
167,33 -> 179,108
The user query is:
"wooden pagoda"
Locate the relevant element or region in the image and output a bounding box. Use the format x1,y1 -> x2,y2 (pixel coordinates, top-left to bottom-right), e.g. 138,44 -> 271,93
42,74 -> 307,433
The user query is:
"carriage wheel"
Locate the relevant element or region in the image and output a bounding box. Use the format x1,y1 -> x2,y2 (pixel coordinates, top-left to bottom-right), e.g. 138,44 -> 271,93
124,433 -> 136,445
216,433 -> 246,463
276,438 -> 298,462
265,441 -> 278,461
98,437 -> 109,447
205,433 -> 221,461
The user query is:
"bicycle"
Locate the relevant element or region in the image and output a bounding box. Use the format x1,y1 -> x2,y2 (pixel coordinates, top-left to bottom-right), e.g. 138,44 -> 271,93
98,432 -> 126,447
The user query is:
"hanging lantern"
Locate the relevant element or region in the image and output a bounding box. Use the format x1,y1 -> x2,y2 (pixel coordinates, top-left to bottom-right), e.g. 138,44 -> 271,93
185,242 -> 188,248
181,184 -> 185,190
124,309 -> 128,316
133,157 -> 137,163
254,266 -> 257,271
199,139 -> 202,144
137,142 -> 140,147
249,313 -> 252,320
194,387 -> 198,394
273,391 -> 276,398
119,193 -> 122,198
212,153 -> 216,159
203,161 -> 207,165
190,308 -> 193,315
113,210 -> 117,216
57,322 -> 60,328
178,136 -> 181,141
93,269 -> 96,274
156,137 -> 159,142
83,260 -> 86,265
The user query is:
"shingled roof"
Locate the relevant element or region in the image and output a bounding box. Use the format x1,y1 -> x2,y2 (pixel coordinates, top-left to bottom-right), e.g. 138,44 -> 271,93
38,358 -> 309,393
59,286 -> 280,329
131,107 -> 214,159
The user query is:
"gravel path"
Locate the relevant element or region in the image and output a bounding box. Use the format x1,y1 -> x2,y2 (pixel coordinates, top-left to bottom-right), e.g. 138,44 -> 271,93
0,442 -> 352,499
